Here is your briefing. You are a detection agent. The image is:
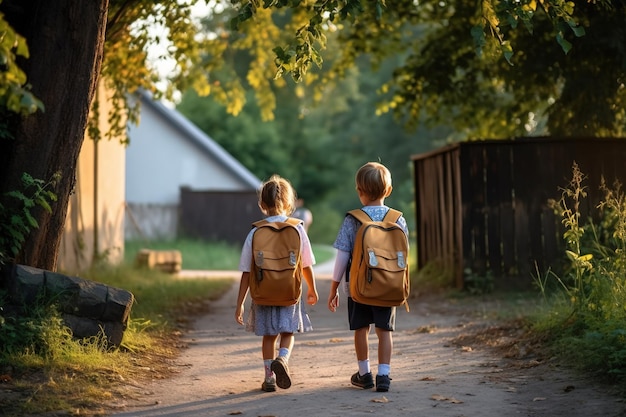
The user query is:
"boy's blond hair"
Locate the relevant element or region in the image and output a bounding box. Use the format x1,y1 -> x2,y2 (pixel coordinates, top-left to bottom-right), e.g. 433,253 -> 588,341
258,174 -> 297,216
355,162 -> 393,201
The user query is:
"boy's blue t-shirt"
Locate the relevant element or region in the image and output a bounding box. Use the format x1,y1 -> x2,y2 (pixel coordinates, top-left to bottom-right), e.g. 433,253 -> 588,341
333,205 -> 409,254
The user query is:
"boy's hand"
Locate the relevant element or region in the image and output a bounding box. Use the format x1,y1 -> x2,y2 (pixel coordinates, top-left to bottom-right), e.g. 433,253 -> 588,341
328,292 -> 339,312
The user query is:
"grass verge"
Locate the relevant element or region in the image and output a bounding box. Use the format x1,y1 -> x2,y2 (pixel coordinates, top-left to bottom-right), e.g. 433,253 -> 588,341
1,239 -> 334,416
0,264 -> 233,416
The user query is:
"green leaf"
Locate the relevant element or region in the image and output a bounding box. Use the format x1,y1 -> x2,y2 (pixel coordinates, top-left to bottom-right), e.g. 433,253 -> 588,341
501,41 -> 514,65
568,20 -> 585,37
556,32 -> 572,54
470,25 -> 486,57
24,210 -> 39,228
35,197 -> 52,213
15,37 -> 29,58
6,190 -> 27,201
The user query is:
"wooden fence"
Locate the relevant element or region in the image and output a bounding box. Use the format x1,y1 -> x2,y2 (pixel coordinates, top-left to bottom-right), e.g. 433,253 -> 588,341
179,188 -> 261,245
412,137 -> 626,289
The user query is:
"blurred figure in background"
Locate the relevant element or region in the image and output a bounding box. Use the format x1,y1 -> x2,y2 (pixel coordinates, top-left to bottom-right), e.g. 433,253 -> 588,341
293,198 -> 313,232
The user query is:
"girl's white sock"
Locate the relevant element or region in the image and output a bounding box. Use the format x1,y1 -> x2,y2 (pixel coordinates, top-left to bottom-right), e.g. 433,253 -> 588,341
264,359 -> 273,378
278,347 -> 290,360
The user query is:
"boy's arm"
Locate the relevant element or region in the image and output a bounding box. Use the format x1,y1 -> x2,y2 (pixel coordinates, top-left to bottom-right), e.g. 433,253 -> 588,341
328,250 -> 350,312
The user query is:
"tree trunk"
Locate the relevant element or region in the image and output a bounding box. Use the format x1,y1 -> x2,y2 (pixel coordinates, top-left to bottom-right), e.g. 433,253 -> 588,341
0,0 -> 109,270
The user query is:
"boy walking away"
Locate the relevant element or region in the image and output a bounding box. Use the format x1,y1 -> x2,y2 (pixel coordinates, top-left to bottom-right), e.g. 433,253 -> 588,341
327,162 -> 409,392
235,175 -> 319,392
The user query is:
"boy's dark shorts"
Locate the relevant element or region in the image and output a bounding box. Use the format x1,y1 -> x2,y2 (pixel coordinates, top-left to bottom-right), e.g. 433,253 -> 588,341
347,297 -> 396,331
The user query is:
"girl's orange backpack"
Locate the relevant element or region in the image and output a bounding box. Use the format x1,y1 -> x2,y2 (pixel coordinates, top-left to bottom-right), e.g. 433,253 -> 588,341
249,218 -> 303,306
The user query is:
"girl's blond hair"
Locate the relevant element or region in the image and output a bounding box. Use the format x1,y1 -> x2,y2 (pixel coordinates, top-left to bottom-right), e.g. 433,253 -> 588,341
258,174 -> 297,216
356,162 -> 392,201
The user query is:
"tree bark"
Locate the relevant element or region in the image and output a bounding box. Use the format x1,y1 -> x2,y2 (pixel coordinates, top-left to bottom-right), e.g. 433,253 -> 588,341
0,0 -> 109,270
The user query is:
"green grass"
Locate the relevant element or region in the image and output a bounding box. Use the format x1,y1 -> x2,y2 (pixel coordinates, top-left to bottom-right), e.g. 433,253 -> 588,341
0,262 -> 233,416
125,238 -> 336,270
87,264 -> 234,323
125,238 -> 241,270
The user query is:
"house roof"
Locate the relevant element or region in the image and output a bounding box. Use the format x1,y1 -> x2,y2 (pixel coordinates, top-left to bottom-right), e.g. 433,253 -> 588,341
137,90 -> 261,190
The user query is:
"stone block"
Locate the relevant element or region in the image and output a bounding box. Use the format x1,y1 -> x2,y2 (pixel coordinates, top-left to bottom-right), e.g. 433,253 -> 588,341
135,249 -> 182,273
102,286 -> 134,323
9,264 -> 46,305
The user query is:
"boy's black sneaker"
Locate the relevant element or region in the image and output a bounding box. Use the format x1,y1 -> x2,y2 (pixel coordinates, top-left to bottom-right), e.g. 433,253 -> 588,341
351,371 -> 374,389
376,374 -> 391,392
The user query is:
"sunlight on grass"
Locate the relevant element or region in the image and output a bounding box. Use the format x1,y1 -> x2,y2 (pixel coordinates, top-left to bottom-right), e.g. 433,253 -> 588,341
3,241 -> 333,415
1,262 -> 234,416
125,238 -> 241,270
125,239 -> 336,270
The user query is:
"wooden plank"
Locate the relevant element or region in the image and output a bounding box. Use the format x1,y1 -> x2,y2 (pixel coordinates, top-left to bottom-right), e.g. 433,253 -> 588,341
499,144 -> 516,275
462,144 -> 487,274
451,147 -> 464,288
484,143 -> 503,277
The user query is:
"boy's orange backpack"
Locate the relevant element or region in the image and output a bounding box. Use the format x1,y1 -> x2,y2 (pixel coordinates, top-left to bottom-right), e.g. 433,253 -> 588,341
347,209 -> 410,311
249,218 -> 303,306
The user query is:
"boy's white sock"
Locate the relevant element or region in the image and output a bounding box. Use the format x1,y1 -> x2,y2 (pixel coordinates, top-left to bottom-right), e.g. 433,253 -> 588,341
358,359 -> 371,376
378,363 -> 390,376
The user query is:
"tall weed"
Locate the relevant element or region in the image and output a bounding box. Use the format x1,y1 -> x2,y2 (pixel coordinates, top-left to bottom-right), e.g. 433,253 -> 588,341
540,162 -> 626,385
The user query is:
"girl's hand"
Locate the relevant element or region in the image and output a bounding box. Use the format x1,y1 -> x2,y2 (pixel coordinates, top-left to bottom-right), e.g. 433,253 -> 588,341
306,288 -> 319,305
235,305 -> 244,325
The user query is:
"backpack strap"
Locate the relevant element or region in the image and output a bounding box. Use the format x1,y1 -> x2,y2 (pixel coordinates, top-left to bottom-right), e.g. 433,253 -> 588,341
347,209 -> 372,224
383,208 -> 403,223
253,217 -> 302,229
252,219 -> 268,228
348,208 -> 403,224
285,217 -> 303,227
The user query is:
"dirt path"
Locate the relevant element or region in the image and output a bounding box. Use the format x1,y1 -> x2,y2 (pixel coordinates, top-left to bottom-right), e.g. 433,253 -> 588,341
109,267 -> 625,417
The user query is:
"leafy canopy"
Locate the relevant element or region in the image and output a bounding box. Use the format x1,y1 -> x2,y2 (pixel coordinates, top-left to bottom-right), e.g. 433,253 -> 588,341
0,7 -> 43,116
3,0 -> 624,143
191,0 -> 623,138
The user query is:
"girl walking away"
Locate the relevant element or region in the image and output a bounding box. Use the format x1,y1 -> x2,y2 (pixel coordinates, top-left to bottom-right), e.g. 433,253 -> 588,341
327,162 -> 409,392
235,174 -> 319,392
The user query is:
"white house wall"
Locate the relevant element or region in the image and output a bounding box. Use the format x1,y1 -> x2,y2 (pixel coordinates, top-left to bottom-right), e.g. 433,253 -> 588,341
125,105 -> 248,206
125,95 -> 261,241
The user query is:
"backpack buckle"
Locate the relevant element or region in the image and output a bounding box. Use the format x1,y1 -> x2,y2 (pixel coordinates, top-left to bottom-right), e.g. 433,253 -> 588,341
368,249 -> 378,267
289,251 -> 297,266
397,252 -> 406,268
255,251 -> 264,266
